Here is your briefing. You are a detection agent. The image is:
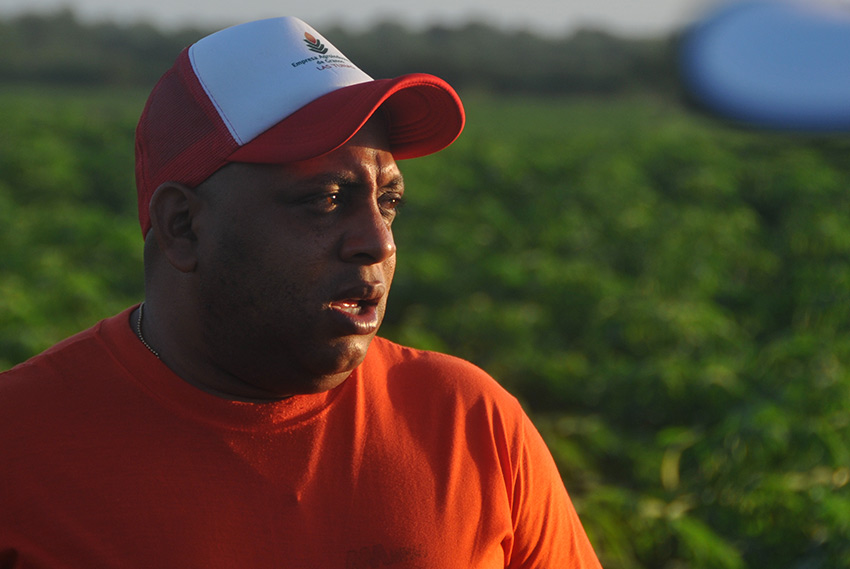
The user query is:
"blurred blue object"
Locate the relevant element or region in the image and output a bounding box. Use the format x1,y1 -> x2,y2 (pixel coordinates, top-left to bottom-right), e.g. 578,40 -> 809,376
680,0 -> 850,130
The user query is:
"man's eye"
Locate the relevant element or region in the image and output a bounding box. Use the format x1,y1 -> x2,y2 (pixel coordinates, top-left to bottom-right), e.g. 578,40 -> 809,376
380,195 -> 406,217
305,193 -> 341,213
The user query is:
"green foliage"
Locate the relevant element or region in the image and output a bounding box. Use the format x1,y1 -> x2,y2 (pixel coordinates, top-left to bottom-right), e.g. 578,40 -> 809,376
2,87 -> 850,569
0,88 -> 144,368
382,95 -> 850,568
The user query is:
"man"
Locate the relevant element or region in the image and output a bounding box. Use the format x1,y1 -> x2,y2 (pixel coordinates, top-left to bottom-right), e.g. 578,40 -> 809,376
0,17 -> 602,568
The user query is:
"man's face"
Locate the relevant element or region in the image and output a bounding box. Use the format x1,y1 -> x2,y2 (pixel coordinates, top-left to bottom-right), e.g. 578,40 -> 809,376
192,119 -> 403,398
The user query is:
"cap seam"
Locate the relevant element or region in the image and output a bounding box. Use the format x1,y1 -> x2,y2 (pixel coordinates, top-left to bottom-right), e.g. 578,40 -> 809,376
188,44 -> 245,145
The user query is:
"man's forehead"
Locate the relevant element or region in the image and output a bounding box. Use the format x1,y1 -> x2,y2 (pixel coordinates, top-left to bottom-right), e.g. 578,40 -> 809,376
202,147 -> 402,196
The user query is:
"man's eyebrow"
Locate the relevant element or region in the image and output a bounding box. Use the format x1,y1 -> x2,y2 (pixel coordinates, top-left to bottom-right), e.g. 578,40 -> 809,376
301,172 -> 405,190
296,172 -> 354,188
382,175 -> 405,191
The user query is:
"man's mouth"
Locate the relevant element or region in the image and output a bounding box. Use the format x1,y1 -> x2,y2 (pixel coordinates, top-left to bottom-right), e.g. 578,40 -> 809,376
330,298 -> 378,315
327,284 -> 385,334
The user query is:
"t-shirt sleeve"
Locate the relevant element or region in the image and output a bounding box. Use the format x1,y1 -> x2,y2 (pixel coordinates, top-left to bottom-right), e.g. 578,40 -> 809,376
507,411 -> 603,569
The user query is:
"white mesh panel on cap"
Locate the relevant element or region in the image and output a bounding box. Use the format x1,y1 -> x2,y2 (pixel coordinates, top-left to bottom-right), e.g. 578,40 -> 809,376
187,17 -> 373,145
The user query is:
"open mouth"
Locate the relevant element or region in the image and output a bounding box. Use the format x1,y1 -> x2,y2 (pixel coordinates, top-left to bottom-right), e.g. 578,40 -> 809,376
327,284 -> 385,334
330,298 -> 378,315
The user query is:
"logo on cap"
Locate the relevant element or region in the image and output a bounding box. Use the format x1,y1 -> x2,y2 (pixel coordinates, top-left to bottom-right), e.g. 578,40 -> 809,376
304,32 -> 329,54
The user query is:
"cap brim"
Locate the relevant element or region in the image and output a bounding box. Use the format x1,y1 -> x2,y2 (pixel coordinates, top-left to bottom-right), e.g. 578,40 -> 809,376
228,73 -> 465,164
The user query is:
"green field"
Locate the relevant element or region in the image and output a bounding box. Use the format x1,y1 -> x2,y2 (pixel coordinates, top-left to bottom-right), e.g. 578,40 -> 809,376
3,87 -> 850,568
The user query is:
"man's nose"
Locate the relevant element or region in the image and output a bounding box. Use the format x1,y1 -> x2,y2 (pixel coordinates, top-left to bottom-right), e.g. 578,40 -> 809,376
339,202 -> 396,263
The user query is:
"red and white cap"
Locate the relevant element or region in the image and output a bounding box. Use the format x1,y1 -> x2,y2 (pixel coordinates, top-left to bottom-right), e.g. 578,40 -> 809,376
135,16 -> 465,236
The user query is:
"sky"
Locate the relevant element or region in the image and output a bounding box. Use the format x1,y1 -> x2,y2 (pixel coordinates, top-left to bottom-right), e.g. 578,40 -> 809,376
0,0 -> 717,37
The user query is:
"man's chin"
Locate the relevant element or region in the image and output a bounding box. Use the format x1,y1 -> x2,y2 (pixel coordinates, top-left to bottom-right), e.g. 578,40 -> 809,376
300,335 -> 375,390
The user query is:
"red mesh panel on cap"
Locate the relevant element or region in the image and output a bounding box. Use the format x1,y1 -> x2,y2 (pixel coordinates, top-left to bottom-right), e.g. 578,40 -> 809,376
135,49 -> 238,236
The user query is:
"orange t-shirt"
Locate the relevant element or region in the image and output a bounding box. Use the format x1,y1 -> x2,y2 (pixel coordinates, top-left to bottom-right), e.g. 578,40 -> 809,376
1,306 -> 602,569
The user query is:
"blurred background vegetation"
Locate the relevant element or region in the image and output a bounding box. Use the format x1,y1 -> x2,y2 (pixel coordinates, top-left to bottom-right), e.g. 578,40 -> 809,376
2,9 -> 849,569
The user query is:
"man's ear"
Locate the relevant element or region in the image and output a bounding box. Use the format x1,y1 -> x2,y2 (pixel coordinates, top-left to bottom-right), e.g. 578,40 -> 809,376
148,181 -> 204,273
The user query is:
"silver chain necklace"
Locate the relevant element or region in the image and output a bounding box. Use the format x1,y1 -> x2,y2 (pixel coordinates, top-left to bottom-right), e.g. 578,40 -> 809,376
136,302 -> 160,359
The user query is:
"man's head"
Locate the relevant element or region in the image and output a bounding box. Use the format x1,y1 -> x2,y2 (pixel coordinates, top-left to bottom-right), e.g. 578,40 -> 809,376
134,17 -> 464,400
147,116 -> 400,398
135,16 -> 465,237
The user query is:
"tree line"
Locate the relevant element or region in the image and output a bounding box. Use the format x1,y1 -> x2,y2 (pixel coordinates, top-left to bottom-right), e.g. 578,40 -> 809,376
0,9 -> 682,97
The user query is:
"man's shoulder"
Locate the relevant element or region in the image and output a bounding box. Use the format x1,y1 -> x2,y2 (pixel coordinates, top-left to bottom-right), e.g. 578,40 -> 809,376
3,325 -> 99,379
364,336 -> 519,407
0,309 -> 132,397
367,336 -> 492,378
